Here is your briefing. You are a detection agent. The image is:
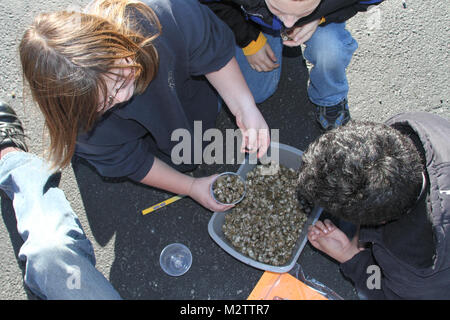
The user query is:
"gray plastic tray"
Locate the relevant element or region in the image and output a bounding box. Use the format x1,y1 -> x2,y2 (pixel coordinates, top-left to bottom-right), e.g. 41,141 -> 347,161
208,142 -> 323,273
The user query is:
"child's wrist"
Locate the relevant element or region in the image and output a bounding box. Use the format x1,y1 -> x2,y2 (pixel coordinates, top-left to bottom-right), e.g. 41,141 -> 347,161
185,176 -> 196,197
339,244 -> 362,263
242,32 -> 267,56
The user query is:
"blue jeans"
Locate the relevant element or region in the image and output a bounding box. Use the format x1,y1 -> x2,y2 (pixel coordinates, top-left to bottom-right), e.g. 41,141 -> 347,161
235,22 -> 358,107
235,31 -> 283,104
0,151 -> 121,300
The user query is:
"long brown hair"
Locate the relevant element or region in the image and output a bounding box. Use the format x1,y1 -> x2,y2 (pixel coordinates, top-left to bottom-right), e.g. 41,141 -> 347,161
20,0 -> 161,168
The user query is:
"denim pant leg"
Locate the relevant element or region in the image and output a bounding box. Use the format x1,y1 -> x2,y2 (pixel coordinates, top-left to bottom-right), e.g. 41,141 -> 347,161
0,151 -> 121,300
234,32 -> 283,104
303,22 -> 358,106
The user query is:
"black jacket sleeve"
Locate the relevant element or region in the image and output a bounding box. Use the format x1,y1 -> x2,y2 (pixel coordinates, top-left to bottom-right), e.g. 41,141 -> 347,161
340,249 -> 388,299
199,0 -> 261,48
320,1 -> 384,26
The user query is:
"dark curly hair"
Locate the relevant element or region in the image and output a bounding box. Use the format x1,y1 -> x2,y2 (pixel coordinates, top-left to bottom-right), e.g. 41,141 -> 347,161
298,121 -> 423,225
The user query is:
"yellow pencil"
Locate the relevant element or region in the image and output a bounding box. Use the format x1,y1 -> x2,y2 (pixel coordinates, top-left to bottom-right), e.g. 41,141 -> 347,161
142,195 -> 185,215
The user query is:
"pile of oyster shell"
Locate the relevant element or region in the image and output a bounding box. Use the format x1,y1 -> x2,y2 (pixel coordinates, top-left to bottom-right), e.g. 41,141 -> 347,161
213,174 -> 246,204
222,162 -> 312,266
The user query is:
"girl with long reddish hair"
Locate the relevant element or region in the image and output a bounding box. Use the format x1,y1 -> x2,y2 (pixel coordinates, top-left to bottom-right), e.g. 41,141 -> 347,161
20,0 -> 270,212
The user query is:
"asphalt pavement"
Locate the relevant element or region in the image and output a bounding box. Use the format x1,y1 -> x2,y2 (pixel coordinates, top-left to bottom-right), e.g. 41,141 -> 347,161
0,0 -> 448,300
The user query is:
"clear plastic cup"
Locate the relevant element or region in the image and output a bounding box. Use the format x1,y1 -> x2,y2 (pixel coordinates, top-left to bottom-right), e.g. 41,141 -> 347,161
159,243 -> 192,276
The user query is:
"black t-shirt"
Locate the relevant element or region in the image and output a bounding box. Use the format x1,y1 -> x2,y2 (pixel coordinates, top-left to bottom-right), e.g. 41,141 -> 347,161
75,0 -> 235,181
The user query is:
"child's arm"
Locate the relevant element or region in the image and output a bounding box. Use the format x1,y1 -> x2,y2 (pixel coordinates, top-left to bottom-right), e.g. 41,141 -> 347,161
205,57 -> 270,158
139,157 -> 233,212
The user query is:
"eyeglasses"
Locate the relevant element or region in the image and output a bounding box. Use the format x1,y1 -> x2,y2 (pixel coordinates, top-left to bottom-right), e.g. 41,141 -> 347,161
106,77 -> 129,109
98,68 -> 135,113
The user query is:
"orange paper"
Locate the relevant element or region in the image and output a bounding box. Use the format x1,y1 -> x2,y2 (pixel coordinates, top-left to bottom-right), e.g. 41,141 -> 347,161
248,271 -> 328,300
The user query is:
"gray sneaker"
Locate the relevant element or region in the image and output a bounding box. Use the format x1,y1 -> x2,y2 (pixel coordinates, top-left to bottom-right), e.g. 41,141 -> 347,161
0,101 -> 28,152
315,99 -> 351,131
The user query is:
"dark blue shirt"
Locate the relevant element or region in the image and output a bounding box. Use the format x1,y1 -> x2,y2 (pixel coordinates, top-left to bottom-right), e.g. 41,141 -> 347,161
76,0 -> 235,181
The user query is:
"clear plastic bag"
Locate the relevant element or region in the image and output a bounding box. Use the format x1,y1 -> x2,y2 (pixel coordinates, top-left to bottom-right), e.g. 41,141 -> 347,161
289,263 -> 344,300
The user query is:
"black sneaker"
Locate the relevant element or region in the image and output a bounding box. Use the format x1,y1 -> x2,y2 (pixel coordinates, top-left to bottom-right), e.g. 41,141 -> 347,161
315,99 -> 351,131
0,101 -> 28,152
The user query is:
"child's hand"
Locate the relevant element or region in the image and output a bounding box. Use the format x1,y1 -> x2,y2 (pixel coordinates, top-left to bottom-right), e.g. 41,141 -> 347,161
235,107 -> 271,159
282,19 -> 320,47
308,219 -> 362,263
204,57 -> 270,158
246,42 -> 280,72
187,175 -> 234,212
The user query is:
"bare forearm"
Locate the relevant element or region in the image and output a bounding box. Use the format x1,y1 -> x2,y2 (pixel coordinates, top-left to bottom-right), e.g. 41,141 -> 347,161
205,57 -> 255,117
139,157 -> 194,196
139,157 -> 233,212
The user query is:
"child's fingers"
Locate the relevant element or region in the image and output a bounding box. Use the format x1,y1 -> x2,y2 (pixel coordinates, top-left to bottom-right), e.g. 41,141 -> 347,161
307,230 -> 318,242
313,220 -> 329,234
308,225 -> 321,235
308,225 -> 326,243
323,219 -> 336,232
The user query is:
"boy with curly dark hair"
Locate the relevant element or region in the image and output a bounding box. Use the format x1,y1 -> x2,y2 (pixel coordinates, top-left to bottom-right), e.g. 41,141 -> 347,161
298,112 -> 450,299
